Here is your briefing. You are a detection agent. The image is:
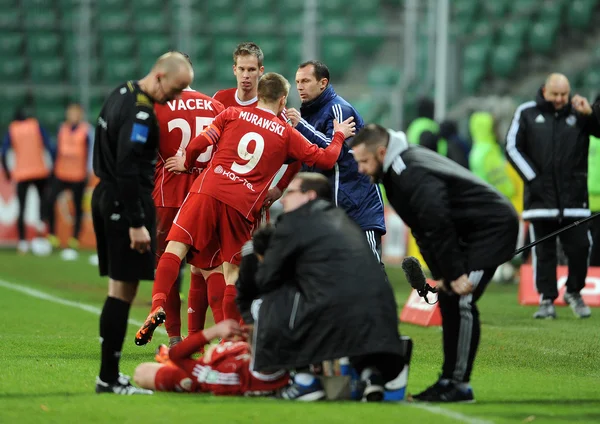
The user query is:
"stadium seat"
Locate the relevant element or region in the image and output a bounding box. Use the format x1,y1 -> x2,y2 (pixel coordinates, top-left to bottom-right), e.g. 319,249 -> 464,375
498,20 -> 529,45
0,86 -> 27,106
133,10 -> 169,33
282,12 -> 304,34
27,33 -> 62,57
30,58 -> 65,83
351,0 -> 381,17
449,15 -> 474,38
64,34 -> 98,61
528,21 -> 558,54
187,38 -> 211,60
214,57 -> 236,84
463,41 -> 490,69
245,12 -> 279,34
209,12 -> 241,34
367,65 -> 400,87
462,64 -> 485,95
207,0 -> 237,15
320,16 -> 350,35
482,0 -> 510,18
36,104 -> 67,133
97,10 -> 131,31
319,0 -> 345,14
131,0 -> 164,8
138,35 -> 173,60
189,61 -> 213,82
511,0 -> 537,17
242,0 -> 276,14
213,37 -> 243,63
95,0 -> 124,9
102,59 -> 138,84
66,58 -> 100,83
22,0 -> 52,8
0,9 -> 20,30
582,69 -> 600,89
0,33 -> 23,55
35,87 -> 68,109
250,37 -> 282,59
471,22 -> 495,45
23,9 -> 58,30
539,0 -> 565,24
284,37 -> 303,70
321,38 -> 353,79
567,0 -> 596,31
101,34 -> 135,59
0,57 -> 25,82
355,16 -> 386,53
279,0 -> 304,16
490,44 -> 520,78
453,0 -> 478,20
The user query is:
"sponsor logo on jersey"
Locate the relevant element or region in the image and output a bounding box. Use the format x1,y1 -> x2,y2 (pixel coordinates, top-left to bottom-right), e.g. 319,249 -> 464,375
214,165 -> 256,192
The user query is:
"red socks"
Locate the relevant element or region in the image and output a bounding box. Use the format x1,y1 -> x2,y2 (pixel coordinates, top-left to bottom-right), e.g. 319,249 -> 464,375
164,278 -> 181,338
188,272 -> 208,335
223,285 -> 242,323
152,252 -> 182,311
207,273 -> 226,323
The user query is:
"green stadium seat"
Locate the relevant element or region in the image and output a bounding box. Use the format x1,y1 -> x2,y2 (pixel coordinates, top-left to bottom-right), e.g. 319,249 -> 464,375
30,58 -> 65,83
139,35 -> 173,59
103,59 -> 138,84
213,37 -> 243,62
209,12 -> 241,34
582,70 -> 600,89
462,63 -> 485,95
97,11 -> 131,31
172,7 -> 202,32
23,10 -> 58,30
245,13 -> 279,33
482,1 -> 510,18
0,33 -> 24,55
320,0 -> 345,14
567,0 -> 596,31
511,0 -> 537,17
490,44 -> 520,78
355,16 -> 386,52
57,0 -> 81,8
66,58 -> 100,83
539,0 -> 565,24
249,37 -> 282,59
96,0 -> 124,9
187,38 -> 211,60
101,34 -> 135,59
453,0 -> 478,20
0,86 -> 27,106
207,0 -> 237,15
499,20 -> 529,45
279,0 -> 304,15
449,15 -> 474,39
35,87 -> 68,108
367,65 -> 400,87
132,0 -> 164,8
528,21 -> 558,54
281,12 -> 303,34
189,61 -> 213,82
321,38 -> 353,79
0,9 -> 20,30
242,0 -> 276,14
0,57 -> 26,82
284,37 -> 303,70
321,16 -> 350,35
266,60 -> 285,75
27,33 -> 62,57
22,0 -> 52,7
463,41 -> 490,68
133,10 -> 169,32
64,34 -> 98,60
351,0 -> 381,17
471,22 -> 495,44
36,104 -> 67,133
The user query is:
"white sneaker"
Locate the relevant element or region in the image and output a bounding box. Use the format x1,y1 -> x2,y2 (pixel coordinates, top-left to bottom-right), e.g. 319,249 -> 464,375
16,240 -> 29,254
95,374 -> 153,395
563,292 -> 591,318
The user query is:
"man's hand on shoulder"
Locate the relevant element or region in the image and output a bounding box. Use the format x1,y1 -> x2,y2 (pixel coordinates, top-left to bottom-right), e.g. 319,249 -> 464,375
334,116 -> 356,139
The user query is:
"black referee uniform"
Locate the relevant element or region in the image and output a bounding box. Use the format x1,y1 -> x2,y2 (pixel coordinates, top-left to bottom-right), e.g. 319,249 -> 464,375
92,81 -> 159,392
352,126 -> 519,403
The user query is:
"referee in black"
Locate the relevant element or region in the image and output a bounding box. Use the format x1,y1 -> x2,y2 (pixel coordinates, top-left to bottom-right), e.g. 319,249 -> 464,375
93,52 -> 193,395
351,124 -> 519,403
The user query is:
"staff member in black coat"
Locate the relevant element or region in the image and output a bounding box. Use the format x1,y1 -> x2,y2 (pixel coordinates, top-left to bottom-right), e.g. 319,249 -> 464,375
238,173 -> 407,402
92,52 -> 193,395
351,124 -> 519,403
506,73 -> 600,319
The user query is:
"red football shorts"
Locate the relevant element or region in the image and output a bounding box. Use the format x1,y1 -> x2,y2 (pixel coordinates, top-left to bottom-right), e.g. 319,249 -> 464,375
168,192 -> 253,267
154,364 -> 197,392
155,206 -> 179,264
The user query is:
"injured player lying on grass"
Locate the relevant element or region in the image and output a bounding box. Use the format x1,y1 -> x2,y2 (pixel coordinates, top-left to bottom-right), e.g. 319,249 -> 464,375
133,320 -> 289,396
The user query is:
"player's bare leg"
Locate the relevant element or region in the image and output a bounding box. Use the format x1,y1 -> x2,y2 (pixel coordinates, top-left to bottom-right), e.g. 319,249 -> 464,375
135,240 -> 191,346
199,266 -> 226,323
222,262 -> 242,322
133,363 -> 164,390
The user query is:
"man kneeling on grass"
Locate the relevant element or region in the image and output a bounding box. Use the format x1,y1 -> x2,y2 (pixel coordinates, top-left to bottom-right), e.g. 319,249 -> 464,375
133,320 -> 289,395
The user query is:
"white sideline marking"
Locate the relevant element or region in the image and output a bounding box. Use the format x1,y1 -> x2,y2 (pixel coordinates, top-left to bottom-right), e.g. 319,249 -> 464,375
409,403 -> 494,424
0,278 -> 166,335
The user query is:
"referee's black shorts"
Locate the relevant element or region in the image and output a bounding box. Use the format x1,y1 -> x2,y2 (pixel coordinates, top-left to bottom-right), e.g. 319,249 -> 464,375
91,181 -> 156,282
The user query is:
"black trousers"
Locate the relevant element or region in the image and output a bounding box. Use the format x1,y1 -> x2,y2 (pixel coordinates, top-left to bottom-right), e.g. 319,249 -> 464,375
16,178 -> 48,241
589,214 -> 600,267
46,177 -> 87,239
530,219 -> 591,301
439,268 -> 496,383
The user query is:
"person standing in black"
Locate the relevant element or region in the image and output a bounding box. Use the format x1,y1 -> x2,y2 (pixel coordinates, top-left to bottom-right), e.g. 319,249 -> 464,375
351,125 -> 519,403
506,73 -> 600,319
93,52 -> 193,395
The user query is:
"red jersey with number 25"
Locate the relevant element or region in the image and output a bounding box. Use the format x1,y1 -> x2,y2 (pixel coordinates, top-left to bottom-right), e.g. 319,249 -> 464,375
153,89 -> 225,207
186,106 -> 345,220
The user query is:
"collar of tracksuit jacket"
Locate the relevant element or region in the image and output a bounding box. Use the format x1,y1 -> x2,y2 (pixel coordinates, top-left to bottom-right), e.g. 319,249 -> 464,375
382,129 -> 410,173
300,84 -> 337,116
535,85 -> 573,116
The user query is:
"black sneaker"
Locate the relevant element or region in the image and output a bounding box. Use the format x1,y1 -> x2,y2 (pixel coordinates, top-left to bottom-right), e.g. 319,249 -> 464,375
95,374 -> 153,395
436,384 -> 475,403
361,370 -> 385,402
276,379 -> 326,401
411,379 -> 451,401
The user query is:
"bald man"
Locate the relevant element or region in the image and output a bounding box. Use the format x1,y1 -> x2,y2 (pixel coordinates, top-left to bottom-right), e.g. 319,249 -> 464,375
506,73 -> 600,319
92,52 -> 193,394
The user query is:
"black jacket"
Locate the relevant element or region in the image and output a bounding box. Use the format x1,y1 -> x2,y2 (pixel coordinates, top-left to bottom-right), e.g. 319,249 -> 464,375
506,88 -> 600,221
93,81 -> 159,227
380,130 -> 519,283
247,200 -> 403,372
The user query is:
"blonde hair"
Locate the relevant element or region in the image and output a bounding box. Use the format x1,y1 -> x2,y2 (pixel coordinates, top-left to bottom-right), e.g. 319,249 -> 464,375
257,73 -> 290,103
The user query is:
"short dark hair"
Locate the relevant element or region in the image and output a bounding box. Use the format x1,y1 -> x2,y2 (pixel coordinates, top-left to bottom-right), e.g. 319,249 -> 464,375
298,60 -> 330,82
350,124 -> 389,149
416,97 -> 435,119
295,172 -> 331,199
257,72 -> 290,103
233,42 -> 264,67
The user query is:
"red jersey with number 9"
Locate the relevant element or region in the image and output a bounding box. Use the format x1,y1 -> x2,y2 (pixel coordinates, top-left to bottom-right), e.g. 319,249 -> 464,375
187,106 -> 345,220
153,89 -> 225,207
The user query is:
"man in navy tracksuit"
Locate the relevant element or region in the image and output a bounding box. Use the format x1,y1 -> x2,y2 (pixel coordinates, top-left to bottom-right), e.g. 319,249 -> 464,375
286,60 -> 386,258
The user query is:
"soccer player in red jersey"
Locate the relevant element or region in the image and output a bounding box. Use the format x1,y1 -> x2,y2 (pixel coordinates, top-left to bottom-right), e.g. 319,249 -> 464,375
214,42 -> 301,211
135,72 -> 355,345
133,319 -> 289,395
153,69 -> 226,346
